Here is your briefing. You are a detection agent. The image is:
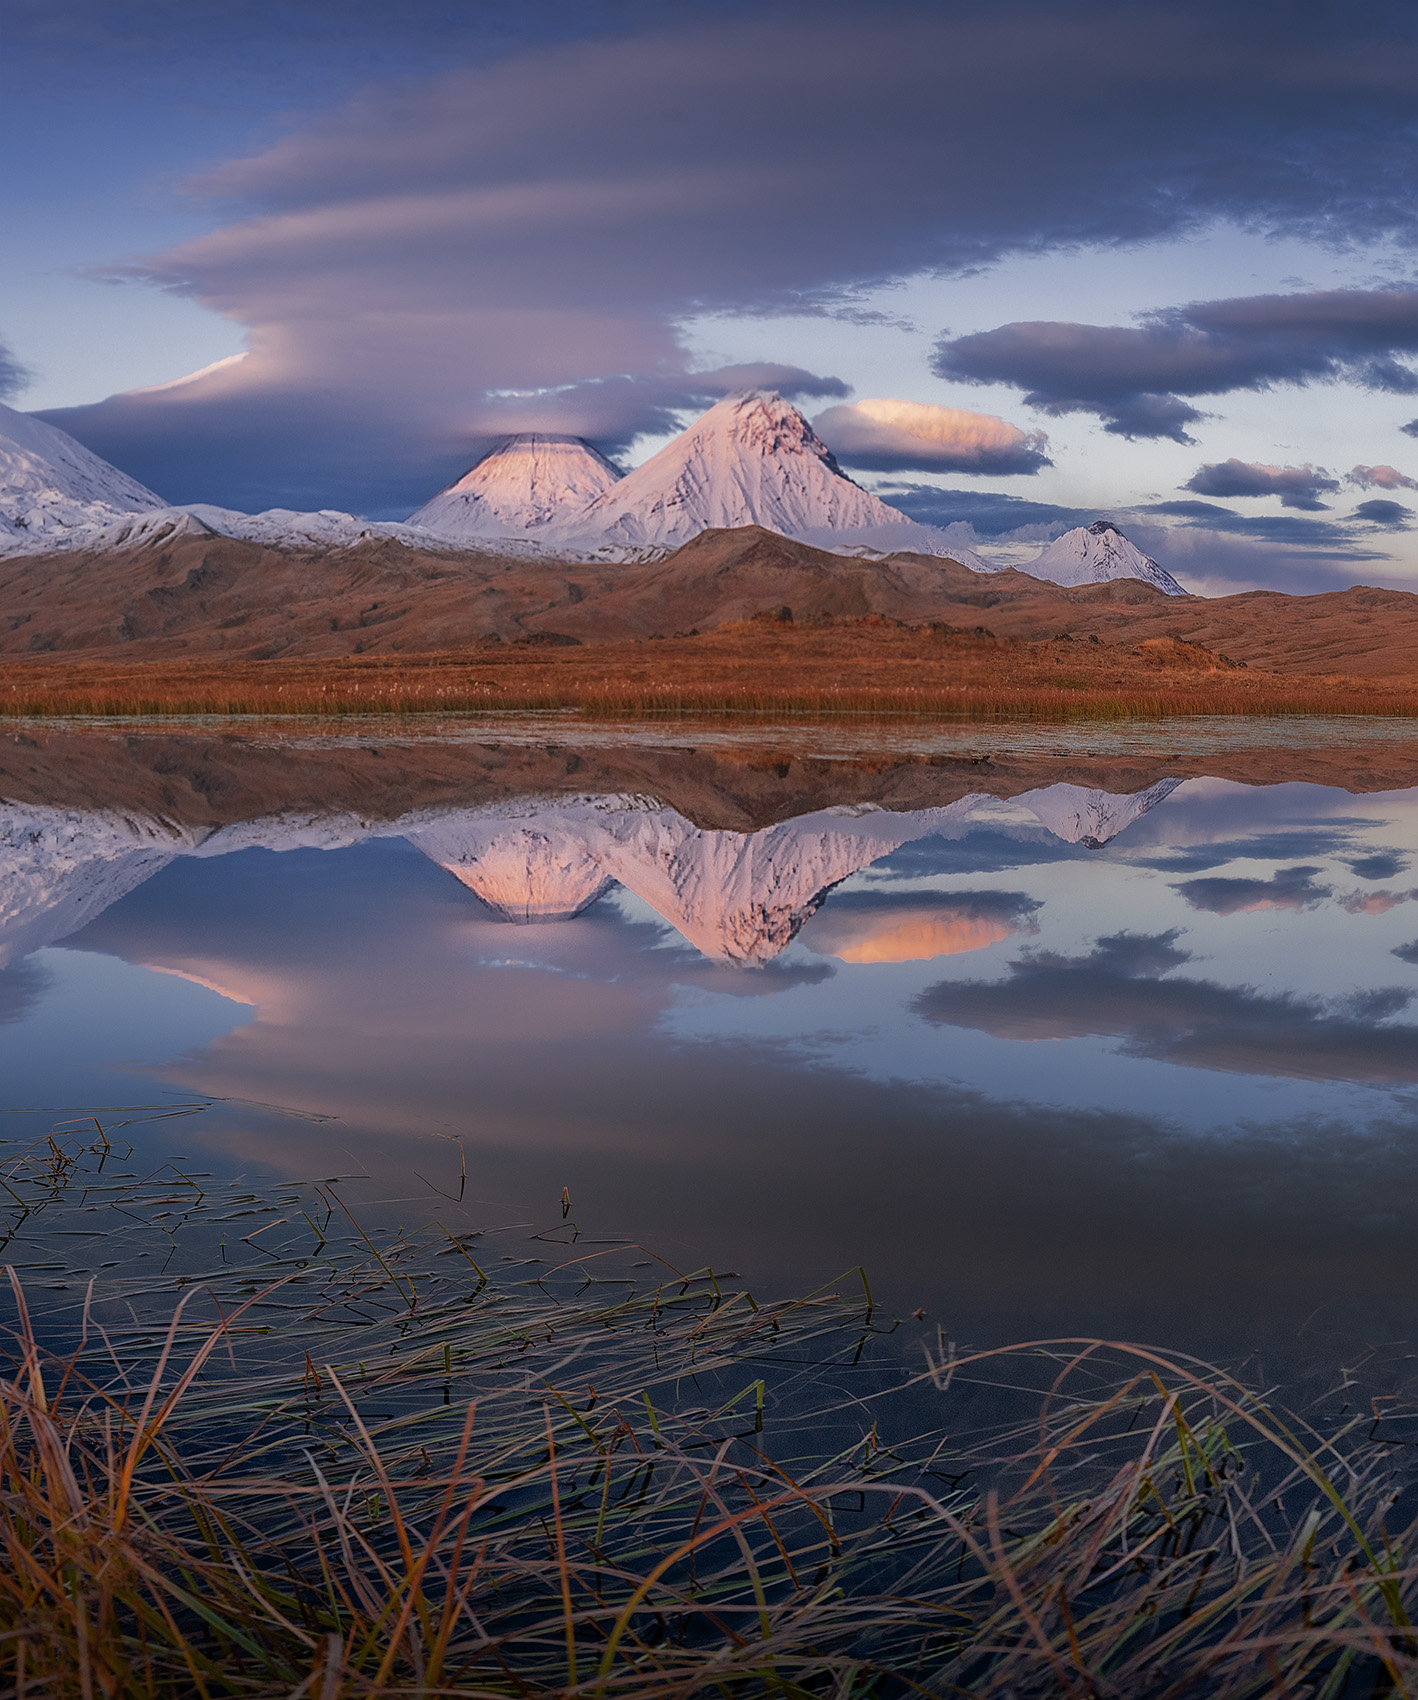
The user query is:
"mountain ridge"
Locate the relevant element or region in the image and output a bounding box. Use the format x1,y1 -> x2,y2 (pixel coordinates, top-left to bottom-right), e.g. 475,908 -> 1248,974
0,522 -> 1413,672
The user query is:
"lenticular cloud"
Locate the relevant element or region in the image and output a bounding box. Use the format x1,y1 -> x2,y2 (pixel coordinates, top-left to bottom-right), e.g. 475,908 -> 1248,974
813,399 -> 1051,476
38,3 -> 1418,511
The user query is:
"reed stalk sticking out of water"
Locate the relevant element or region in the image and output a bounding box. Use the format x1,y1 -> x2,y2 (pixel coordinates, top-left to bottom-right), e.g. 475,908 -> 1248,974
2,1265 -> 1418,1695
0,1122 -> 1415,1696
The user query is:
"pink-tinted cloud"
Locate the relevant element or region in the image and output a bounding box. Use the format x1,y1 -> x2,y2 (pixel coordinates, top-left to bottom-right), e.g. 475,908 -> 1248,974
813,398 -> 1050,476
1349,463 -> 1418,491
1338,888 -> 1418,915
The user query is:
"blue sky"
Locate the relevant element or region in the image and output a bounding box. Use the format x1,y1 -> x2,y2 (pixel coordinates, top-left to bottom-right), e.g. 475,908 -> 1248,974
6,0 -> 1418,592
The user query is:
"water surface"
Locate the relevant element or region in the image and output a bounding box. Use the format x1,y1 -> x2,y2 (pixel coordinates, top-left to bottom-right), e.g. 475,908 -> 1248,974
3,719 -> 1417,1379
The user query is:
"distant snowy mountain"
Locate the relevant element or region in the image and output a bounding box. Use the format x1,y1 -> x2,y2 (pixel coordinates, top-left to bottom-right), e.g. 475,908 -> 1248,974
0,401 -> 167,553
1,495 -> 484,559
183,504 -> 451,551
409,434 -> 623,542
547,393 -> 969,560
1022,521 -> 1185,596
0,393 -> 1177,589
1012,779 -> 1184,848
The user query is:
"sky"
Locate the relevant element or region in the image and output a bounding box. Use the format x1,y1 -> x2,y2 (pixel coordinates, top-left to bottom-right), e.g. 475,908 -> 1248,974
6,0 -> 1418,592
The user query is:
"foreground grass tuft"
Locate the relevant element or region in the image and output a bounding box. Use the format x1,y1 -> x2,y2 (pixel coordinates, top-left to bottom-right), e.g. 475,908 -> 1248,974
1,1121 -> 1417,1695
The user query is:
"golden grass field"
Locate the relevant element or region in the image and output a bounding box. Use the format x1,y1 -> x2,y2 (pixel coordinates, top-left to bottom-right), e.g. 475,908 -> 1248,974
3,619 -> 1417,720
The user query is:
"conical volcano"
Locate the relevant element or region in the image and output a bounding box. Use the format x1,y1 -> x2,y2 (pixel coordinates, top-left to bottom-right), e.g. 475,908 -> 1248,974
1023,521 -> 1185,595
408,434 -> 623,541
549,392 -> 927,554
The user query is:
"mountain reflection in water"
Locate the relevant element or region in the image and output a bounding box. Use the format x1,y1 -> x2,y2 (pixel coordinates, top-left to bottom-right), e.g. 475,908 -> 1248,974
2,728 -> 1418,1372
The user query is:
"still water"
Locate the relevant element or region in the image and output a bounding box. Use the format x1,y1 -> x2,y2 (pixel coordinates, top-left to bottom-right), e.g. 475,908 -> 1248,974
3,719 -> 1418,1377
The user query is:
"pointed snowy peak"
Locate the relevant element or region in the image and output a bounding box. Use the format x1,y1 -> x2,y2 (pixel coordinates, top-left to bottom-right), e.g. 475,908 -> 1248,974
1013,778 -> 1184,848
550,392 -> 927,554
404,815 -> 616,921
408,434 -> 623,541
1023,521 -> 1185,596
0,401 -> 168,555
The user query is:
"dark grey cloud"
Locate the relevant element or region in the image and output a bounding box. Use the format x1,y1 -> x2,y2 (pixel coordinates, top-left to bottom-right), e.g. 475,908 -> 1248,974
692,365 -> 849,402
1136,833 -> 1358,873
1123,511 -> 1398,593
1140,503 -> 1375,547
1394,940 -> 1418,966
1184,459 -> 1341,510
873,832 -> 1090,878
873,484 -> 1101,539
1174,864 -> 1332,914
915,929 -> 1418,1086
1403,420 -> 1418,439
0,339 -> 32,403
37,1 -> 1418,511
1347,852 -> 1410,881
1353,498 -> 1413,528
933,288 -> 1418,442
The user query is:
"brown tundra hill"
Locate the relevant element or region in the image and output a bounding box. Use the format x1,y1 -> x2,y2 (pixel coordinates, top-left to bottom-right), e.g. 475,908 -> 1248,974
1,523 -> 1417,676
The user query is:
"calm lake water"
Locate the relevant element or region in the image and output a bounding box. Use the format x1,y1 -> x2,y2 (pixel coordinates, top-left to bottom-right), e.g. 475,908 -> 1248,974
4,717 -> 1418,1381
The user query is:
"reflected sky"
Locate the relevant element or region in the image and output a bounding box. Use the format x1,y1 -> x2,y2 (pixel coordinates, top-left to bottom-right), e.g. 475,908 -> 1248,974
2,752 -> 1417,1372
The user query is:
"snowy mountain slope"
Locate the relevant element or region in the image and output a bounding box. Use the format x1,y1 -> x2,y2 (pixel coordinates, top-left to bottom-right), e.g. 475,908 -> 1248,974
0,806 -> 204,967
547,393 -> 953,558
0,401 -> 167,554
0,392 -> 1175,588
0,498 -> 497,559
407,794 -> 993,963
1012,779 -> 1184,847
1022,522 -> 1185,595
183,504 -> 451,551
409,435 -> 623,542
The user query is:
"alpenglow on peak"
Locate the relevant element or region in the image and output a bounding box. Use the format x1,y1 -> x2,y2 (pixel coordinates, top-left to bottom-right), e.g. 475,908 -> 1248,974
407,434 -> 624,542
547,391 -> 921,553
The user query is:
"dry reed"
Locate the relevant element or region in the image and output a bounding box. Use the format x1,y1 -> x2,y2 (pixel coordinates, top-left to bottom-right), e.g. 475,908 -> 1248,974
4,625 -> 1418,722
2,1117 -> 1417,1696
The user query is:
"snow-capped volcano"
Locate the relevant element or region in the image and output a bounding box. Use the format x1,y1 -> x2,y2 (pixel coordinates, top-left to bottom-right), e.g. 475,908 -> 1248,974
547,392 -> 953,557
0,401 -> 167,551
1022,521 -> 1185,596
408,434 -> 623,542
1012,779 -> 1183,848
